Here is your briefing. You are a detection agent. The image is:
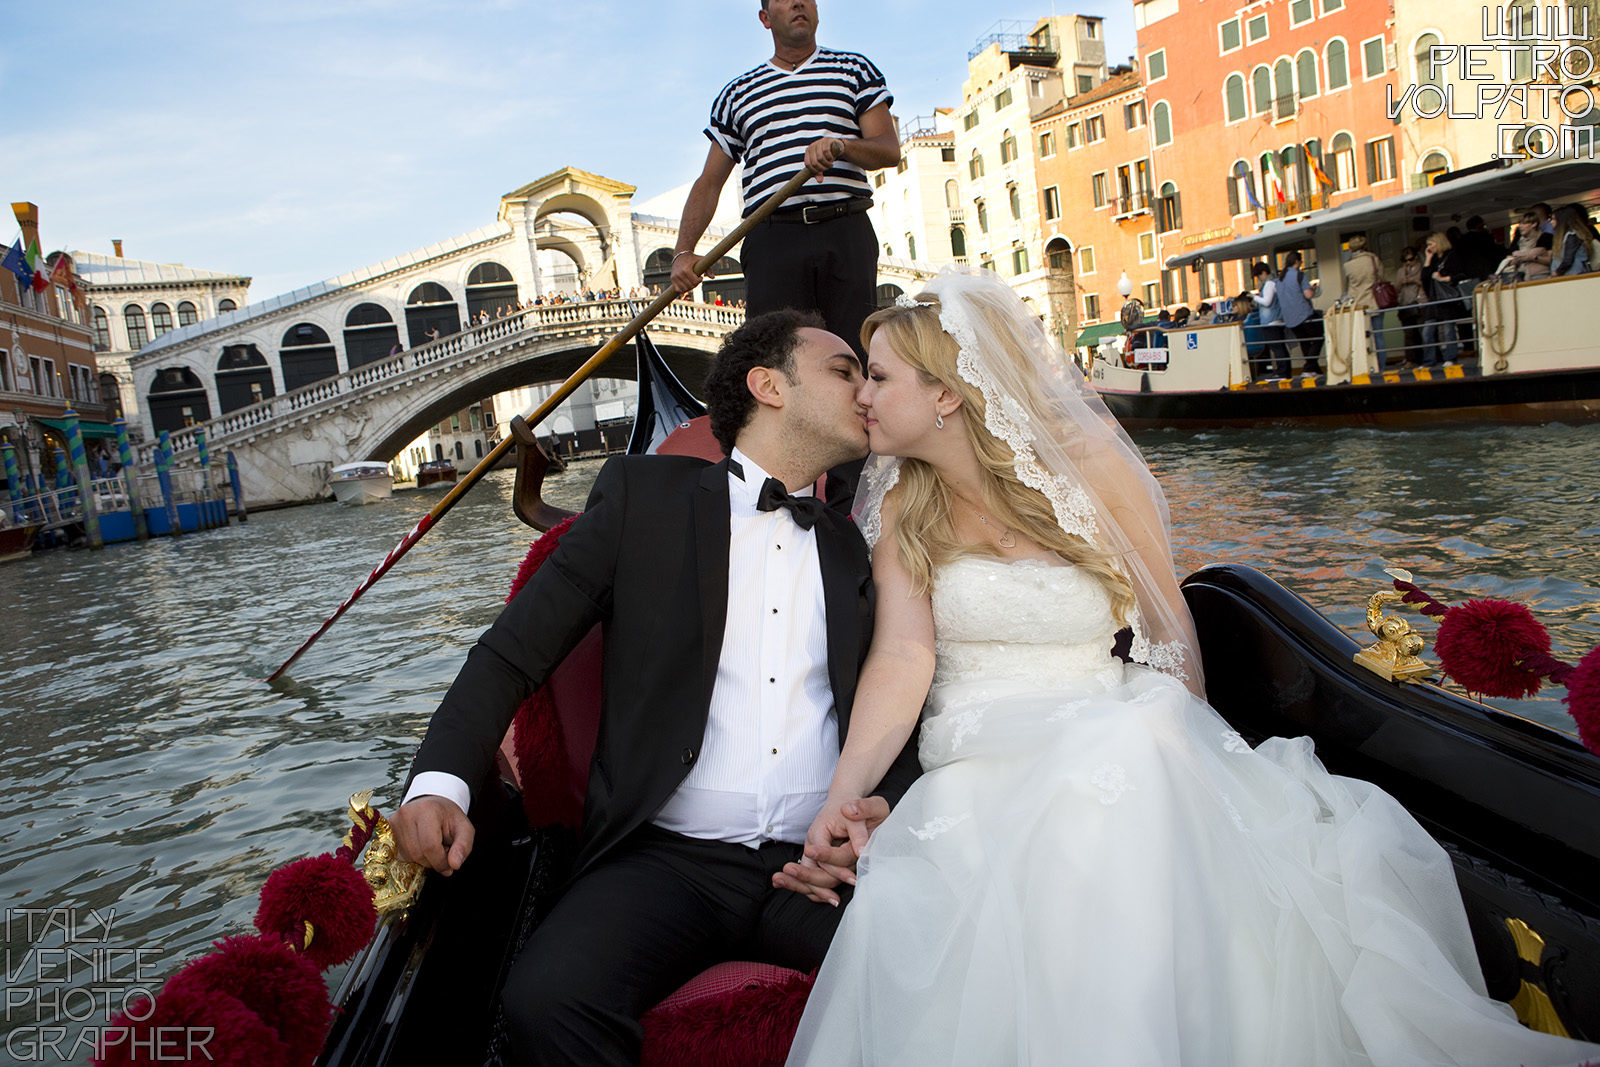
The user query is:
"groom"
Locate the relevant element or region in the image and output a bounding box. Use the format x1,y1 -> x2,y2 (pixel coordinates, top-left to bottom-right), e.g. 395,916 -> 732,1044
391,308 -> 922,1065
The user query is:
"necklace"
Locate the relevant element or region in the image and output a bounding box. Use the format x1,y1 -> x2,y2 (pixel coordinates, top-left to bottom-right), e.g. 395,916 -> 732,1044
954,493 -> 1016,549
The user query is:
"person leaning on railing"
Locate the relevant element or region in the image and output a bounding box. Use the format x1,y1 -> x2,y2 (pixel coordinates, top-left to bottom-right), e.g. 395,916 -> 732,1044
1552,205 -> 1600,276
1419,231 -> 1462,367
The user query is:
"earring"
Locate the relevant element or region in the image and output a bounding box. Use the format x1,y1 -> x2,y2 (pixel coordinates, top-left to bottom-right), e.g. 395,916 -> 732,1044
935,413 -> 945,429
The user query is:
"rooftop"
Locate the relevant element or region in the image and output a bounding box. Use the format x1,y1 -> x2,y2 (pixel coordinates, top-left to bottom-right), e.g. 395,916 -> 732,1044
70,252 -> 250,288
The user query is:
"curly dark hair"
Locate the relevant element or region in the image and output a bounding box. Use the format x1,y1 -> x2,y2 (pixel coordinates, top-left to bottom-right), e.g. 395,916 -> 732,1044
704,308 -> 826,455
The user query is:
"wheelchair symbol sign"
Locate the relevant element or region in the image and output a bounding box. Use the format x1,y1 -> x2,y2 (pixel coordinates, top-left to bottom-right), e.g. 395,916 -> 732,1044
1185,333 -> 1198,350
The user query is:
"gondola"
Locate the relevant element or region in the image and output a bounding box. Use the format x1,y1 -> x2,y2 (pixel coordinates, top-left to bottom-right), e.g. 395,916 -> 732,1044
111,331 -> 1600,1065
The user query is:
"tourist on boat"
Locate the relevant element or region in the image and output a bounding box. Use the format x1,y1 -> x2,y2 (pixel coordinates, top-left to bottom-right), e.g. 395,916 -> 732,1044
1506,210 -> 1554,280
1395,244 -> 1428,367
1277,250 -> 1321,376
1420,231 -> 1463,367
781,266 -> 1600,1067
1339,233 -> 1389,365
1249,261 -> 1291,379
1552,204 -> 1599,276
390,308 -> 919,1065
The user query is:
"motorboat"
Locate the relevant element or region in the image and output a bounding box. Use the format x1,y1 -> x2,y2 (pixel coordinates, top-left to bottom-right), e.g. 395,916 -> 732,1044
329,462 -> 394,506
414,459 -> 457,490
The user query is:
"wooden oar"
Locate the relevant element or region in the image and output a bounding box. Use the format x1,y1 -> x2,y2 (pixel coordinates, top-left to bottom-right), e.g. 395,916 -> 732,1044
266,167 -> 817,682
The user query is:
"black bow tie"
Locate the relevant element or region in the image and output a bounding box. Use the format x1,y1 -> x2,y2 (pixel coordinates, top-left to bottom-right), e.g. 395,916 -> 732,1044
756,477 -> 824,530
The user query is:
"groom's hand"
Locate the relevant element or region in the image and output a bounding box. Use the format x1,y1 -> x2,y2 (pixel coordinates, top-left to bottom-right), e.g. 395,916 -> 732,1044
390,795 -> 475,876
772,796 -> 891,906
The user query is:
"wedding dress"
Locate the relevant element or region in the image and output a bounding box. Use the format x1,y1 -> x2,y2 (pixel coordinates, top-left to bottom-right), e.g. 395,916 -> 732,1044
787,554 -> 1600,1067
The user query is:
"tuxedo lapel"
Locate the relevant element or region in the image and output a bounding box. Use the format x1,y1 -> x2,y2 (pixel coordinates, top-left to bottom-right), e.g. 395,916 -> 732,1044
815,519 -> 864,737
692,460 -> 733,709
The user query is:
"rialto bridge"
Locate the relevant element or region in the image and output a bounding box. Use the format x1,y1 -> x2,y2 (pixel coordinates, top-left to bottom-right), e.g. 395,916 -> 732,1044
129,166 -> 934,506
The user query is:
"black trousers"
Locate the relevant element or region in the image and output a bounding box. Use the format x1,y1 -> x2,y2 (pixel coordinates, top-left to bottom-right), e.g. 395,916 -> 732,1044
743,209 -> 878,511
500,825 -> 850,1066
1288,317 -> 1324,371
743,209 -> 879,360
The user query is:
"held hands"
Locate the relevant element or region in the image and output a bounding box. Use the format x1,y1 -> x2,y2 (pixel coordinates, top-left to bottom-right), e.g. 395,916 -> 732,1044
803,137 -> 845,181
771,796 -> 890,907
389,795 -> 475,876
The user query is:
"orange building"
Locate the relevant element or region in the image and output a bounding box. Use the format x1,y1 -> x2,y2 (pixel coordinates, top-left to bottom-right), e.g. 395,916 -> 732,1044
1034,69 -> 1170,335
1134,0 -> 1402,297
2,205 -> 113,491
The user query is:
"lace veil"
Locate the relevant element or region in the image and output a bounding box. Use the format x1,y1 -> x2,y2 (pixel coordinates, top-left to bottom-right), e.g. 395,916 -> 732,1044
855,266 -> 1204,693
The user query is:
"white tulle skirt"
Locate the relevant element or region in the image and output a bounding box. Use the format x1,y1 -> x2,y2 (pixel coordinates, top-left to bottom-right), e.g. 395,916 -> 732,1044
787,667 -> 1600,1067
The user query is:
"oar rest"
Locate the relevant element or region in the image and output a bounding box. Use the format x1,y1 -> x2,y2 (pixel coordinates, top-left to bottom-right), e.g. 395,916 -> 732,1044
509,414 -> 579,532
494,416 -> 815,1066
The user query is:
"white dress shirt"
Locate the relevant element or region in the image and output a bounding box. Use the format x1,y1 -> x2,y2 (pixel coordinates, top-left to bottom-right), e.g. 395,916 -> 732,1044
406,448 -> 840,846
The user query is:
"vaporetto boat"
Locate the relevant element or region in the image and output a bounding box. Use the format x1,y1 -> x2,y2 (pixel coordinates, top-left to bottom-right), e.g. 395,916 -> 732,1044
1090,156 -> 1600,429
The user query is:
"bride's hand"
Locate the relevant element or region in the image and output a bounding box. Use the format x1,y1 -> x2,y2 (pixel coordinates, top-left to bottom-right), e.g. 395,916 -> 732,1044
772,796 -> 891,905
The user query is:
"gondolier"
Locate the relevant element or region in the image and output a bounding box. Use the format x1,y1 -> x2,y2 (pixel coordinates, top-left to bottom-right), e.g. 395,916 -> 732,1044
670,0 -> 899,360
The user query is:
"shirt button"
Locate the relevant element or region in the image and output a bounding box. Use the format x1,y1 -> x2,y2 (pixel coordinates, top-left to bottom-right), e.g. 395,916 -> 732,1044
769,677 -> 776,683
770,747 -> 778,755
766,825 -> 774,834
775,544 -> 782,550
771,608 -> 778,614
680,747 -> 695,764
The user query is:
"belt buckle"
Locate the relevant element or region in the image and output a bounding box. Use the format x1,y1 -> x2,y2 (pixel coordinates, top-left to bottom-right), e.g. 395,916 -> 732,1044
801,203 -> 828,225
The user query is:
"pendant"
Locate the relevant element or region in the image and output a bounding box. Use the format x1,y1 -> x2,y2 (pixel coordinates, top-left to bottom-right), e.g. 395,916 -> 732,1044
998,531 -> 1016,549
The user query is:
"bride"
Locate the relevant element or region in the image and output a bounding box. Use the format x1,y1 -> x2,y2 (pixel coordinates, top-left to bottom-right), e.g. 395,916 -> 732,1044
781,268 -> 1600,1066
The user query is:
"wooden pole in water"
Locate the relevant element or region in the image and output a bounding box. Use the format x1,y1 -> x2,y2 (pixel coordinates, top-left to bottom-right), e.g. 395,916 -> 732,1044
155,430 -> 182,538
226,451 -> 248,523
61,406 -> 102,549
264,167 -> 818,682
114,418 -> 149,541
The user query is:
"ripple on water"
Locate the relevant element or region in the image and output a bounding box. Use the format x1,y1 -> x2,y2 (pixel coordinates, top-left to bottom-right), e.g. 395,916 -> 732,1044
3,438 -> 1599,1049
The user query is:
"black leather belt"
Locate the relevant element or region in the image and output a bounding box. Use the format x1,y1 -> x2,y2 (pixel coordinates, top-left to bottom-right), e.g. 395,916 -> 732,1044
767,198 -> 872,224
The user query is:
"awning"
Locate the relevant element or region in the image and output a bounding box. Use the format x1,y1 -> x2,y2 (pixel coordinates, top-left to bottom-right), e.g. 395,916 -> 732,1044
37,417 -> 119,440
1164,156 -> 1600,269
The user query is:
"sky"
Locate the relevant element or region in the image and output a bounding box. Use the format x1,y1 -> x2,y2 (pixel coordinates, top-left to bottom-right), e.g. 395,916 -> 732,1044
2,1 -> 1137,300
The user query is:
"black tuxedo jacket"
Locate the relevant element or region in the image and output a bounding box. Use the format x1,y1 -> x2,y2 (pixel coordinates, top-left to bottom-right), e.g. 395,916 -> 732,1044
413,453 -> 922,878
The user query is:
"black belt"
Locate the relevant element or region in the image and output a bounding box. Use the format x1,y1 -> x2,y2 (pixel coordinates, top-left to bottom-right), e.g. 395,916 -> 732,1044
766,198 -> 872,225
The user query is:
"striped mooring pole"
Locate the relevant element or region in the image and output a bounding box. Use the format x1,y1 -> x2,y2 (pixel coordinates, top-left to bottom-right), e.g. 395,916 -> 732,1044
61,406 -> 102,549
226,451 -> 248,523
194,428 -> 218,528
1,441 -> 19,517
113,418 -> 148,541
155,430 -> 182,538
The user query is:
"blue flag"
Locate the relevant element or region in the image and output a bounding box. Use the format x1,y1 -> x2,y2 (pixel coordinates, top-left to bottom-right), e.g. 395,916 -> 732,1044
1235,162 -> 1262,211
2,240 -> 32,290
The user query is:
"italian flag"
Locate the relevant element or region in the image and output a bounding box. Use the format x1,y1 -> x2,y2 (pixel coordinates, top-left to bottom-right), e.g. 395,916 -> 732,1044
24,238 -> 48,293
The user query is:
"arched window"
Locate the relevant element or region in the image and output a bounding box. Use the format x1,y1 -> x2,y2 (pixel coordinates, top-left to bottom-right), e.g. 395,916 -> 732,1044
405,282 -> 460,345
1274,58 -> 1295,117
146,366 -> 212,434
1157,181 -> 1182,232
1330,132 -> 1357,190
1045,237 -> 1071,272
91,307 -> 111,351
475,439 -> 484,459
150,303 -> 174,338
466,260 -> 518,321
976,200 -> 989,233
1414,33 -> 1443,88
1420,150 -> 1450,182
279,323 -> 338,391
969,149 -> 984,180
999,130 -> 1018,163
945,179 -> 960,208
454,441 -> 465,461
875,283 -> 905,308
906,233 -> 917,260
1296,49 -> 1320,99
643,248 -> 674,291
1228,160 -> 1256,215
123,305 -> 148,349
950,226 -> 967,258
1326,39 -> 1349,90
1008,185 -> 1023,220
343,303 -> 401,368
1225,74 -> 1247,122
176,301 -> 198,327
1252,66 -> 1272,112
1152,101 -> 1172,145
218,299 -> 236,314
407,282 -> 453,305
215,344 -> 275,414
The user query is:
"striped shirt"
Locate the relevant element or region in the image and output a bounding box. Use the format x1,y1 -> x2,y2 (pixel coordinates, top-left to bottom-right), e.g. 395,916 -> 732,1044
706,47 -> 893,217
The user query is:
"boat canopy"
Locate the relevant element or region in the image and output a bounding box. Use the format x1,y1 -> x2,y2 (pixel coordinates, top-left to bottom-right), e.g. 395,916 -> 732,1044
331,462 -> 391,475
1166,157 -> 1600,270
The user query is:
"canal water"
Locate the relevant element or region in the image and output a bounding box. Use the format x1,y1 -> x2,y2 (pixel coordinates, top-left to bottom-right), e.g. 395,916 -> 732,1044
2,423 -> 1597,1061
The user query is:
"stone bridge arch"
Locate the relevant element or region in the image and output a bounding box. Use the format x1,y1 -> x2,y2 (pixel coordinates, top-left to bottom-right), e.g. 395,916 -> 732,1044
499,167 -> 644,296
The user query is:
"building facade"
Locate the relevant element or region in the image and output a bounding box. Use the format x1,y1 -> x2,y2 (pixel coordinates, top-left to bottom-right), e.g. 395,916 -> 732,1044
74,245 -> 251,436
2,209 -> 113,491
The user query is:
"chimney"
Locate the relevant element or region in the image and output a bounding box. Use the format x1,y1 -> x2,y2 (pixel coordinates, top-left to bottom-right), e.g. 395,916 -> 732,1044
112,239 -> 123,258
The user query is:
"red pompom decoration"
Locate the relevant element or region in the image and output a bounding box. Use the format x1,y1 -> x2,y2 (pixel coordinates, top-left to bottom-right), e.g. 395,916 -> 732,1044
642,970 -> 815,1067
94,981 -> 287,1066
1565,646 -> 1600,756
1435,598 -> 1551,699
255,852 -> 377,969
508,516 -> 576,602
164,934 -> 332,1066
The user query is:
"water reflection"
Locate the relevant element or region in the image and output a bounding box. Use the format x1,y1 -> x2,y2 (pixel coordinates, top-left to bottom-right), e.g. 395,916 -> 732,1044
1,427 -> 1596,1055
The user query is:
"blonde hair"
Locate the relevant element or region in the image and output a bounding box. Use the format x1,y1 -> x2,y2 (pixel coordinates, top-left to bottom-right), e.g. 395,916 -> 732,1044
1426,230 -> 1452,252
860,296 -> 1136,625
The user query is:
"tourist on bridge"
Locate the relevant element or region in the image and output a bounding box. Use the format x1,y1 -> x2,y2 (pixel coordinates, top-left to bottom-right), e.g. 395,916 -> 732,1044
670,0 -> 900,362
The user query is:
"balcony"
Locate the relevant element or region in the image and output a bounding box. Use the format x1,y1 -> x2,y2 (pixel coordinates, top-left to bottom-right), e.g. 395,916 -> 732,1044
1112,190 -> 1152,219
948,207 -> 966,223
